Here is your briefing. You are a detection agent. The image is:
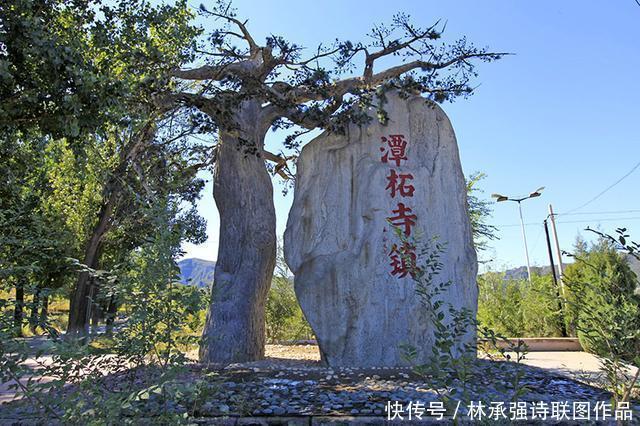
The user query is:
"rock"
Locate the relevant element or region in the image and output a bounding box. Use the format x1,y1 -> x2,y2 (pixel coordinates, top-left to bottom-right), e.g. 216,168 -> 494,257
284,92 -> 478,367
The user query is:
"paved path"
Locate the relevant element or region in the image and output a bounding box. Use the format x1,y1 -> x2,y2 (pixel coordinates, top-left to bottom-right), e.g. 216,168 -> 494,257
514,351 -> 639,388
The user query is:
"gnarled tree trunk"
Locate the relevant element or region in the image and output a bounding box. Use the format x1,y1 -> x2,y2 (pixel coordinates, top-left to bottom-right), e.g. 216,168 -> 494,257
67,196 -> 113,336
200,101 -> 276,363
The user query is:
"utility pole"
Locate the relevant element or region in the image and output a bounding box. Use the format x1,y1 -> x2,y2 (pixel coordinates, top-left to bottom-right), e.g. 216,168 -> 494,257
544,218 -> 567,336
543,219 -> 559,288
548,204 -> 564,293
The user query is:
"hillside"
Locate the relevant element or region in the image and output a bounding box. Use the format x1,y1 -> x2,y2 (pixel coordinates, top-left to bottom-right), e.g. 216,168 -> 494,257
499,255 -> 640,282
177,258 -> 216,288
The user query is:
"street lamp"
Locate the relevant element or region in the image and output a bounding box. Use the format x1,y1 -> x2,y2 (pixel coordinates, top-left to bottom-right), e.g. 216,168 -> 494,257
491,187 -> 545,283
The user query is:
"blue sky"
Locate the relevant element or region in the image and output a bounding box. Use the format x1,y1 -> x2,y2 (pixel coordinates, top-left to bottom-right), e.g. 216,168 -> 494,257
182,0 -> 640,271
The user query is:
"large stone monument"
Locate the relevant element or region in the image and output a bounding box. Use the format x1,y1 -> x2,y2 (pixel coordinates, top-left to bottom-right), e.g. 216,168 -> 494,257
284,93 -> 478,367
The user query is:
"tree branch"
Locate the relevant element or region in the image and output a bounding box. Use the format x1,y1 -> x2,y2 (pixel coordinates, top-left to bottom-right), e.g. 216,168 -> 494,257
262,149 -> 293,179
276,94 -> 344,130
201,6 -> 260,55
171,60 -> 255,81
286,52 -> 506,103
364,21 -> 441,80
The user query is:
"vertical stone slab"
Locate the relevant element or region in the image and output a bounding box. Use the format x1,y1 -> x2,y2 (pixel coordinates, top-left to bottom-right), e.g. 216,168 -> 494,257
284,93 -> 478,367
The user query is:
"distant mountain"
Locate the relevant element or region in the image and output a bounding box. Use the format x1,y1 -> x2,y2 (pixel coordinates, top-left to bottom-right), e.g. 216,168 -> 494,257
177,255 -> 639,288
502,265 -> 566,281
499,256 -> 640,283
178,258 -> 216,288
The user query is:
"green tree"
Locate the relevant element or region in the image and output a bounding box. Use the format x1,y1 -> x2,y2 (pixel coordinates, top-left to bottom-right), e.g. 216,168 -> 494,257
1,0 -> 206,336
0,133 -> 74,335
563,229 -> 640,363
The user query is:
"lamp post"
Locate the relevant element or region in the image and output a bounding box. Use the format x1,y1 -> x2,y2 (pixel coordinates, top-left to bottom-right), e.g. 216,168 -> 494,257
491,187 -> 545,283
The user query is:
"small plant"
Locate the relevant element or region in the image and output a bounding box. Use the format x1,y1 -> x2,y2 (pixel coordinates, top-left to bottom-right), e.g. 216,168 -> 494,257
397,229 -> 530,415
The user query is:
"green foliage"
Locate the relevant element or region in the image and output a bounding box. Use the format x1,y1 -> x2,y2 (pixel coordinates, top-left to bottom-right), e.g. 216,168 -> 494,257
466,172 -> 498,254
0,0 -> 198,138
564,231 -> 639,361
477,273 -> 565,338
265,241 -> 313,343
113,202 -> 207,368
562,228 -> 639,402
1,200 -> 207,422
265,277 -> 313,343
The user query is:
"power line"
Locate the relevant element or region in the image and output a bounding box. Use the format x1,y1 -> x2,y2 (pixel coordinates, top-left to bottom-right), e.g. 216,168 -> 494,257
558,216 -> 640,225
498,216 -> 640,228
558,209 -> 640,216
561,159 -> 640,215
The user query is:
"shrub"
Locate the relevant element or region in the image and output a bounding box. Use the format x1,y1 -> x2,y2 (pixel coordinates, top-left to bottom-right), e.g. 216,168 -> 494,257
265,277 -> 313,343
477,273 -> 564,337
563,229 -> 640,364
562,227 -> 640,403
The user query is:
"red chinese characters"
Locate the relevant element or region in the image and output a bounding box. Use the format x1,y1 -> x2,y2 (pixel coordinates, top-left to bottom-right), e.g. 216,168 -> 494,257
386,169 -> 415,198
380,133 -> 419,279
388,242 -> 418,278
387,202 -> 417,237
380,134 -> 408,166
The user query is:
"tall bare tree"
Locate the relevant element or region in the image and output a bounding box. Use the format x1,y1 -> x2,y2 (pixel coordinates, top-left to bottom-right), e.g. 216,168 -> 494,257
165,2 -> 505,363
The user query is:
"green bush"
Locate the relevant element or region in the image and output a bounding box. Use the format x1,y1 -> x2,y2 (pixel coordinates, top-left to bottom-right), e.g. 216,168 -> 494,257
563,232 -> 640,364
478,272 -> 564,337
265,277 -> 314,343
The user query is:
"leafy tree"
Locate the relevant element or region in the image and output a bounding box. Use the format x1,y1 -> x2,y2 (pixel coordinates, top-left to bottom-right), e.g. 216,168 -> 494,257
0,0 -> 197,138
563,227 -> 640,403
0,133 -> 75,336
114,200 -> 207,368
563,229 -> 640,363
66,117 -> 209,335
164,1 -> 505,363
2,0 -> 208,335
466,172 -> 498,255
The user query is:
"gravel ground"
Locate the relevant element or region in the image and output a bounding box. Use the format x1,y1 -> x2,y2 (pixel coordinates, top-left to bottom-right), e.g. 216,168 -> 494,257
186,355 -> 612,418
2,344 -> 637,423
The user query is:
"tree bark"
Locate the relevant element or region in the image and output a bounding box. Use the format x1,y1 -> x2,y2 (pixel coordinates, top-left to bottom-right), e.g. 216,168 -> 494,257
67,195 -> 113,336
200,101 -> 276,363
13,277 -> 25,336
105,294 -> 117,335
90,277 -> 101,335
40,294 -> 49,325
30,287 -> 40,333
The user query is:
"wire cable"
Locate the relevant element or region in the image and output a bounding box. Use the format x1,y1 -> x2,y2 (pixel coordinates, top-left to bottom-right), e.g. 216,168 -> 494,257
561,159 -> 640,215
498,216 -> 640,228
558,209 -> 640,216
